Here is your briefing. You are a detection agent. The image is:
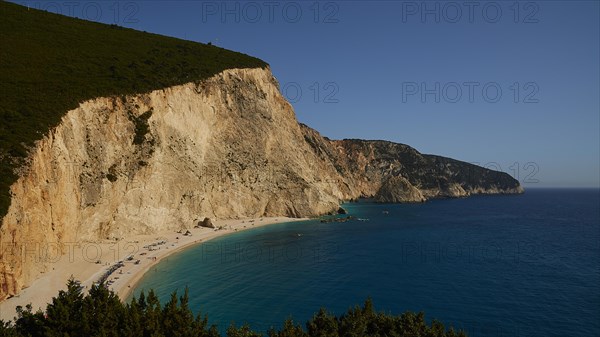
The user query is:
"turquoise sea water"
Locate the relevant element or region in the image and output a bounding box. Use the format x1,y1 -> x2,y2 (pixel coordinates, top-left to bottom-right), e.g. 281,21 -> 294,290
131,189 -> 600,336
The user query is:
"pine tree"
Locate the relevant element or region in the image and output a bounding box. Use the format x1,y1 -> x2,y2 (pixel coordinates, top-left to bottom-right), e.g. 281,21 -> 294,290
226,323 -> 262,337
161,289 -> 196,337
82,282 -> 125,336
44,278 -> 85,335
267,318 -> 307,337
124,299 -> 144,337
306,308 -> 338,337
13,304 -> 45,337
143,290 -> 165,337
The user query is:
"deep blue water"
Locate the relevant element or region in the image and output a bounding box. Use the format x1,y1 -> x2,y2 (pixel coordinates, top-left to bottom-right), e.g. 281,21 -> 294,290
131,189 -> 600,336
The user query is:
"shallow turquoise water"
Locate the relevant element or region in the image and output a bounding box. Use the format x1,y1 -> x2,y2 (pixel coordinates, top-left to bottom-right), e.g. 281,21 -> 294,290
131,189 -> 600,336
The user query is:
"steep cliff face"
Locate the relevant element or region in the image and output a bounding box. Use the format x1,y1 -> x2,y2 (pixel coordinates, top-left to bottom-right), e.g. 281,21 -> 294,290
0,67 -> 521,301
300,125 -> 523,202
0,68 -> 350,299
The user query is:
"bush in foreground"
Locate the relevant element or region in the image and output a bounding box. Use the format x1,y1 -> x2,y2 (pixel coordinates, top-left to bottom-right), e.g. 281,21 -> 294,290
0,279 -> 466,337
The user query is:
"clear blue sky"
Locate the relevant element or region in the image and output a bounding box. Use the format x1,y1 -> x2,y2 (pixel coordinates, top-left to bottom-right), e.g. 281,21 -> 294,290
13,1 -> 600,188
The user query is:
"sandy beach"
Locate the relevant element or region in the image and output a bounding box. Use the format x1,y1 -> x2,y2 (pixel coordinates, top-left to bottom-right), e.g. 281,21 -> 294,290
0,217 -> 305,321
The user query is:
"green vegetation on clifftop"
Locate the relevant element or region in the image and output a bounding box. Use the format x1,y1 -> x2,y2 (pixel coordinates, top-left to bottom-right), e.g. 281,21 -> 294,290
0,1 -> 268,218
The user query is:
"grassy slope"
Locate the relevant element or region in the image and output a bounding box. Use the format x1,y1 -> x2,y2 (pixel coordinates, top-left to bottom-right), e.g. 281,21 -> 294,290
0,1 -> 268,218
